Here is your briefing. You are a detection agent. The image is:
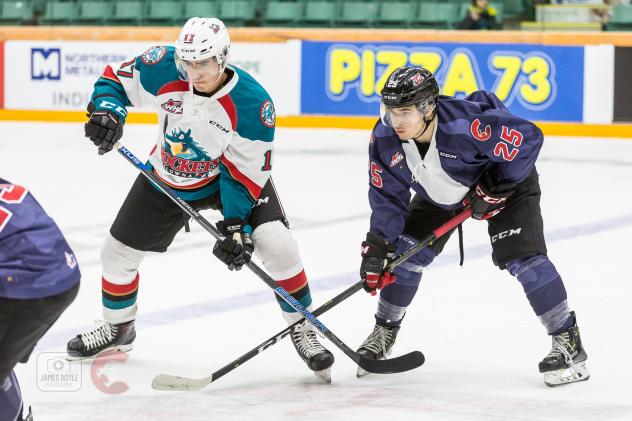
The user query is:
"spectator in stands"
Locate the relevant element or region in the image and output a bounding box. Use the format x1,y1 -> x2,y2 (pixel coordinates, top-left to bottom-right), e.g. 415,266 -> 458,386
458,0 -> 500,29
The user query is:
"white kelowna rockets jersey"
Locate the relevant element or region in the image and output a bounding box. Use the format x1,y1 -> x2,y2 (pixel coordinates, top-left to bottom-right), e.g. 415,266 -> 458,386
90,45 -> 276,221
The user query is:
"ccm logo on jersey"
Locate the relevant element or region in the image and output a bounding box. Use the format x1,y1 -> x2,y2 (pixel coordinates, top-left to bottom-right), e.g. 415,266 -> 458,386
209,120 -> 230,134
390,152 -> 404,167
491,228 -> 522,243
439,151 -> 457,159
161,99 -> 183,114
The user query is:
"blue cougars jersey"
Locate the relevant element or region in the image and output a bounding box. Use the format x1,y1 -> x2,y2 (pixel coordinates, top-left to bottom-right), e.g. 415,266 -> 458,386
0,179 -> 80,299
368,91 -> 543,243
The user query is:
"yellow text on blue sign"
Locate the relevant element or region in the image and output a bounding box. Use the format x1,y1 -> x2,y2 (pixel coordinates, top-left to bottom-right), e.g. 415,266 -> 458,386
327,46 -> 555,108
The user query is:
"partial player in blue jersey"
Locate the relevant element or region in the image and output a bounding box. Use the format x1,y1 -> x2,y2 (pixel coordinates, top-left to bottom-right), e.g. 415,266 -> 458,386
356,66 -> 588,387
65,17 -> 334,382
0,179 -> 81,420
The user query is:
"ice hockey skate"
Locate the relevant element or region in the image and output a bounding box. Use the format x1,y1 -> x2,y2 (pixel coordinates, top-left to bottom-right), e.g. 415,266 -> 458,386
356,324 -> 400,377
290,323 -> 335,383
66,320 -> 136,360
539,312 -> 589,386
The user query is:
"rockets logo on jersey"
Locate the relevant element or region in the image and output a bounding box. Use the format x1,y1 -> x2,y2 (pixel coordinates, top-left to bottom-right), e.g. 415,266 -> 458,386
141,46 -> 167,65
161,128 -> 219,178
470,118 -> 492,142
161,99 -> 183,114
259,100 -> 276,128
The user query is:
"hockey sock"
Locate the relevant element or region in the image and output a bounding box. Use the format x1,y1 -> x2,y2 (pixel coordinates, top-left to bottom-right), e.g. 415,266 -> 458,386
506,255 -> 573,335
375,241 -> 436,327
102,272 -> 139,324
100,234 -> 144,324
275,269 -> 312,312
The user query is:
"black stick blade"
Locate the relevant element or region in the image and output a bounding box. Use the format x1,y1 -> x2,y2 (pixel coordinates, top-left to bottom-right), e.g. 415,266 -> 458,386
357,351 -> 425,374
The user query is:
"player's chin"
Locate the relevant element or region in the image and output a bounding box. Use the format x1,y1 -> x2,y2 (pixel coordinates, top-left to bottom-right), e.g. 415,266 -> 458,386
192,81 -> 212,92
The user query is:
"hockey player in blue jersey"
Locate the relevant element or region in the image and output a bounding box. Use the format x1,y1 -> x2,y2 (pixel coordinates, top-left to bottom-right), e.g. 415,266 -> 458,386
0,179 -> 81,420
65,17 -> 334,382
356,66 -> 588,386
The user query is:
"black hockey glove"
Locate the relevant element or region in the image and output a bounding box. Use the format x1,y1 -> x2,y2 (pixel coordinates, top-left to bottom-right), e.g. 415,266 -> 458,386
465,171 -> 516,220
84,103 -> 124,155
360,232 -> 397,296
213,218 -> 254,271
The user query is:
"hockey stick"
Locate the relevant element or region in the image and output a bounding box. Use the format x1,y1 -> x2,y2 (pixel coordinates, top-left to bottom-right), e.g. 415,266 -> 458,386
114,142 -> 424,376
151,208 -> 472,391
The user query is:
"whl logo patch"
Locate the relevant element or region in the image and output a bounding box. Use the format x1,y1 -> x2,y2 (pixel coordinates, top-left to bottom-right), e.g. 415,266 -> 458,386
161,99 -> 183,114
390,151 -> 404,167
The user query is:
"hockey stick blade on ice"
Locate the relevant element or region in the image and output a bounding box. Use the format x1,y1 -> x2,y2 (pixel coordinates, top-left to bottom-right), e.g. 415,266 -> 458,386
152,279 -> 366,391
151,209 -> 472,391
114,143 -> 424,379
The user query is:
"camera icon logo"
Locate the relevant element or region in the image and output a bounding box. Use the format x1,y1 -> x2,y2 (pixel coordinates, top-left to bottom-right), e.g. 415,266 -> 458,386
36,352 -> 81,392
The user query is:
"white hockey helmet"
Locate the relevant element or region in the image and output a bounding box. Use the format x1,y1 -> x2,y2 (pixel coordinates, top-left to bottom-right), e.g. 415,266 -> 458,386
175,17 -> 231,80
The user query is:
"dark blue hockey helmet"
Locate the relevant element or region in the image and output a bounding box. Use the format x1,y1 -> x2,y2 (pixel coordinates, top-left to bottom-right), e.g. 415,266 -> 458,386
380,66 -> 439,128
380,66 -> 439,110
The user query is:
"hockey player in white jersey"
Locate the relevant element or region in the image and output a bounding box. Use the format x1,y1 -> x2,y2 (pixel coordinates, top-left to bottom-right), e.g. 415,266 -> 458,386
66,17 -> 335,382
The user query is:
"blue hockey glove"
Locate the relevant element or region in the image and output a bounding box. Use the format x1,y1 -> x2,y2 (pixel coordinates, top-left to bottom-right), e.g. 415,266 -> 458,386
213,218 -> 254,271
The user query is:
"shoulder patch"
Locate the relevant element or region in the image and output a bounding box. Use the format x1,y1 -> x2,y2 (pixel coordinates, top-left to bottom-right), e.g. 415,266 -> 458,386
141,46 -> 167,65
470,118 -> 492,142
259,100 -> 276,128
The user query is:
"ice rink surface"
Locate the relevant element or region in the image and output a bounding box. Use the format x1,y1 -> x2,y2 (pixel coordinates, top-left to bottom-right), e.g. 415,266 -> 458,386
2,122 -> 632,420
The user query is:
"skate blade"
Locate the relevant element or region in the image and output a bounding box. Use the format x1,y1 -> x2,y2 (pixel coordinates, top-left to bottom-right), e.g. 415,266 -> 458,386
356,352 -> 391,378
65,344 -> 134,361
314,368 -> 331,384
357,366 -> 370,378
544,361 -> 590,387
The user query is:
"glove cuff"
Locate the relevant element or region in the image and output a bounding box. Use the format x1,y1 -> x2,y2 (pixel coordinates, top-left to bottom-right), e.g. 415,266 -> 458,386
363,232 -> 396,256
217,218 -> 245,235
478,170 -> 517,196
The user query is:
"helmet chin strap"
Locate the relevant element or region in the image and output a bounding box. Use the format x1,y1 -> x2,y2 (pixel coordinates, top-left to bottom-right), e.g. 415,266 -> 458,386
412,113 -> 436,141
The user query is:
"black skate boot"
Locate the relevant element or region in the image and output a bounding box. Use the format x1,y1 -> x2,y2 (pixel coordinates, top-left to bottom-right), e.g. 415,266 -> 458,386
66,320 -> 136,360
539,312 -> 589,387
356,323 -> 400,377
290,324 -> 335,383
